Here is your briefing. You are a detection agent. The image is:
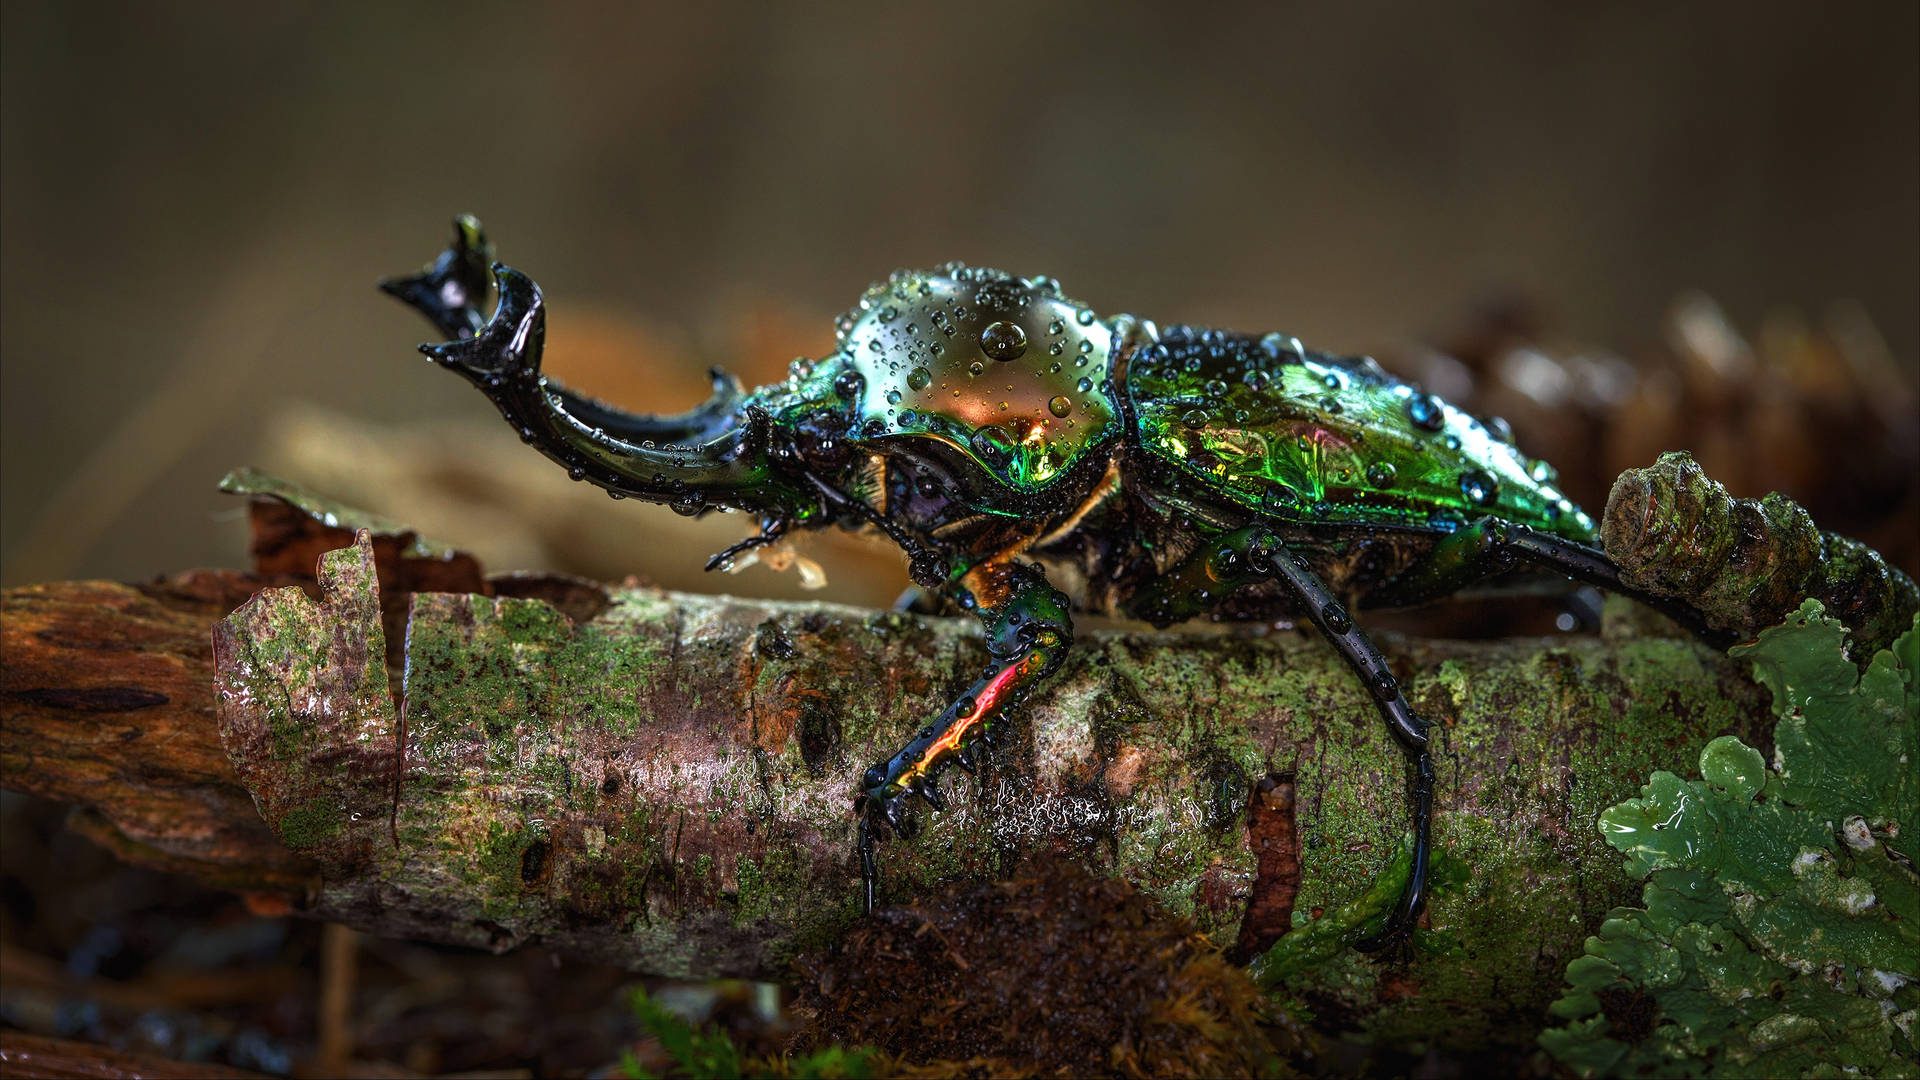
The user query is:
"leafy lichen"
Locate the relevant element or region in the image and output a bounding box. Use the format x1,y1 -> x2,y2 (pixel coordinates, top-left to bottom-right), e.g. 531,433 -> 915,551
1540,599 -> 1920,1077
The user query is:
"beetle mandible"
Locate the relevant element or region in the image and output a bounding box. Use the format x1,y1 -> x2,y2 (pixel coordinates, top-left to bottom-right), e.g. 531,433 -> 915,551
382,217 -> 1731,950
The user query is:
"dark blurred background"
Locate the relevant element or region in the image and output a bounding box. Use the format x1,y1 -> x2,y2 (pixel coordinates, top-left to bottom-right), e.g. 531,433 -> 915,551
4,2 -> 1916,602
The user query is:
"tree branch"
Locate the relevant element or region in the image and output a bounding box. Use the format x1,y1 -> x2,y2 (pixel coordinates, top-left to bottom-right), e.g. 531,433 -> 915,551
1,473 -> 1781,1040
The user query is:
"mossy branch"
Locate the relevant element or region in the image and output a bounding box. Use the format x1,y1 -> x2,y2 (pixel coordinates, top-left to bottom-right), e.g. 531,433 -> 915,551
3,484 -> 1782,1046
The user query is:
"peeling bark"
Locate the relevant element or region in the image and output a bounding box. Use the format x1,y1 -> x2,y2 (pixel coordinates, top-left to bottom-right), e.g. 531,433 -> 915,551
1,482 -> 1782,1043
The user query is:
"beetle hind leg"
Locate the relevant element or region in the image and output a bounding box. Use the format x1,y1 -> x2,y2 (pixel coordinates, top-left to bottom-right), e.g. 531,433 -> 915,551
1257,538 -> 1436,953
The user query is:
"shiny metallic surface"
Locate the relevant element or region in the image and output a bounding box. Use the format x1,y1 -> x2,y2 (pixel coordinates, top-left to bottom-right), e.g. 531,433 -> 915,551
833,265 -> 1119,491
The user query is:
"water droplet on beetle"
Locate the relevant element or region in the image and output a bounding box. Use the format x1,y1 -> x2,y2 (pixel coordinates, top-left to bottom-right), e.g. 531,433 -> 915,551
1244,368 -> 1272,391
970,425 -> 1015,463
1048,395 -> 1072,417
907,367 -> 932,391
981,320 -> 1027,361
1076,308 -> 1095,326
880,305 -> 898,322
1366,462 -> 1397,488
1182,409 -> 1210,429
1407,393 -> 1445,431
833,371 -> 864,399
1528,458 -> 1559,485
1321,603 -> 1352,634
1460,469 -> 1499,506
968,360 -> 986,376
1205,378 -> 1228,397
1076,377 -> 1093,393
1048,318 -> 1064,335
886,389 -> 902,405
1049,340 -> 1065,356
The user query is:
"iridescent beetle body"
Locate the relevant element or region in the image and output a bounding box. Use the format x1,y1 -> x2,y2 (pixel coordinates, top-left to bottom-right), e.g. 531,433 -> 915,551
383,218 -> 1723,950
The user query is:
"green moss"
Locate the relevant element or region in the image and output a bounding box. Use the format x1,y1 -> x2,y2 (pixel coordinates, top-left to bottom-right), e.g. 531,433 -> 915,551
1541,601 -> 1920,1077
276,798 -> 342,850
464,817 -> 547,920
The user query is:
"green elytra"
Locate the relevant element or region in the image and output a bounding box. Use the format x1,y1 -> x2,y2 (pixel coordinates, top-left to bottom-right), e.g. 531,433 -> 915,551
383,217 -> 1711,953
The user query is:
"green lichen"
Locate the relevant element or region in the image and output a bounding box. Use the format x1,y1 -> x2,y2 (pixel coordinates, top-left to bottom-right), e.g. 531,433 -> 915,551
1540,599 -> 1920,1078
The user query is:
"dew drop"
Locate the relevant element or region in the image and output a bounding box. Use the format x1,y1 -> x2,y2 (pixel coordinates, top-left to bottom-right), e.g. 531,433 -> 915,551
1076,308 -> 1095,325
970,425 -> 1015,464
1528,458 -> 1559,485
1366,462 -> 1397,488
1321,603 -> 1352,635
906,367 -> 932,391
1049,340 -> 1065,356
1371,672 -> 1400,701
886,388 -> 902,405
981,320 -> 1027,361
1407,393 -> 1446,432
1459,469 -> 1499,507
1244,368 -> 1272,392
1182,409 -> 1211,429
1484,415 -> 1513,443
1076,377 -> 1093,393
1048,318 -> 1064,335
968,360 -> 986,376
1048,395 -> 1072,418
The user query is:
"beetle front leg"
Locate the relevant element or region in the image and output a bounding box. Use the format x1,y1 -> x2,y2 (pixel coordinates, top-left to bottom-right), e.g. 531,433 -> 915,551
857,559 -> 1073,912
1258,540 -> 1435,954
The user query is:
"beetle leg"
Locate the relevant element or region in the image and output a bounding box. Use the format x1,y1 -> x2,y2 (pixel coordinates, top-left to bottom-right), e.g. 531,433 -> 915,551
1256,539 -> 1434,953
1376,517 -> 1733,649
1123,525 -> 1286,628
856,559 -> 1073,912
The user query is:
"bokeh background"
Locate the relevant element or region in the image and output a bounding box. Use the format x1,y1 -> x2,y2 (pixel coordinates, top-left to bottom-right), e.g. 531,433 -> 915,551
4,2 -> 1917,604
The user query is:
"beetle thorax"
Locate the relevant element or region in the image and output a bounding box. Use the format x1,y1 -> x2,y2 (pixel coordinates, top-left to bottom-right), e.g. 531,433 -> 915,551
834,264 -> 1122,494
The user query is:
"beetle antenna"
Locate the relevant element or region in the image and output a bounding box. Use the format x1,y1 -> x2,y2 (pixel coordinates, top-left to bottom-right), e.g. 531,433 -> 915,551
704,516 -> 794,573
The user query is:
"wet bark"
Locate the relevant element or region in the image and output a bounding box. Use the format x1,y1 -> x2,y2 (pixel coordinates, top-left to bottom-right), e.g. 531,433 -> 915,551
0,474 -> 1780,1043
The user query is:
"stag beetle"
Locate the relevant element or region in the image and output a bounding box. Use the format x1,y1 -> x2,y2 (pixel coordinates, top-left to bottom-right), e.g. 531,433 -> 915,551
382,217 -> 1731,951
